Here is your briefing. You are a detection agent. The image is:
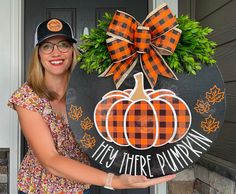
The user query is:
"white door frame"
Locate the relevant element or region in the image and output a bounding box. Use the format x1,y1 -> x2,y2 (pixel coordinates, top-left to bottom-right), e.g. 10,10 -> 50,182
9,0 -> 24,194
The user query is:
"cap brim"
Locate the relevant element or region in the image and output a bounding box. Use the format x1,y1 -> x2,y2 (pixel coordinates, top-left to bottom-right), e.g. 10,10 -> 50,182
36,34 -> 77,46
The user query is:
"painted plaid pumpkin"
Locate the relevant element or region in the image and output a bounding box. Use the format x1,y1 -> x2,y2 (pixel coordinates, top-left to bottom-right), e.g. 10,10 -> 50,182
94,73 -> 191,150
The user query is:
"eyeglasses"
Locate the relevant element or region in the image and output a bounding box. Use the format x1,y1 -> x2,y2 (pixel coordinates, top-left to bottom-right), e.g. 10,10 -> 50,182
39,40 -> 72,54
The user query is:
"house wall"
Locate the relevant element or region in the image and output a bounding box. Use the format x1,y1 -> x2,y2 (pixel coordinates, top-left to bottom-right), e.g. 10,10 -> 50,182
167,0 -> 236,193
0,151 -> 8,193
168,164 -> 236,194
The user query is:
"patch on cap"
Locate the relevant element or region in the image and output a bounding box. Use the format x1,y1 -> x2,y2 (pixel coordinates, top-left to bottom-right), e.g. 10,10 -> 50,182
47,19 -> 63,32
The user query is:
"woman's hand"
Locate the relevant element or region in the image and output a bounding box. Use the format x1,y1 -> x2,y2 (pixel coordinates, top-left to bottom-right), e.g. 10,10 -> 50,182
112,174 -> 176,189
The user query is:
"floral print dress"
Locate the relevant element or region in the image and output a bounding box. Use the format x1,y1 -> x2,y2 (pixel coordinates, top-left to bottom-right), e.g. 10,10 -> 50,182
8,83 -> 90,194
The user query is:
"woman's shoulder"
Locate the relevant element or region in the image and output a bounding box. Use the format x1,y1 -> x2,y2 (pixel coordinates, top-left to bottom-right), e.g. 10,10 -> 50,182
13,82 -> 34,95
8,82 -> 44,112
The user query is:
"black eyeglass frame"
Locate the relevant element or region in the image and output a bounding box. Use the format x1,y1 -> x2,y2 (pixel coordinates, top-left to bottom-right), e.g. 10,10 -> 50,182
39,40 -> 73,54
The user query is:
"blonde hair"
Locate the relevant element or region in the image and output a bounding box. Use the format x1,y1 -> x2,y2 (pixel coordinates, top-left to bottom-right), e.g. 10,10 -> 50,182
27,44 -> 79,100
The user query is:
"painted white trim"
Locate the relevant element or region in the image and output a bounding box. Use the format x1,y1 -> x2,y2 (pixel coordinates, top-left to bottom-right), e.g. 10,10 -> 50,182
9,0 -> 23,193
153,0 -> 178,17
0,0 -> 10,148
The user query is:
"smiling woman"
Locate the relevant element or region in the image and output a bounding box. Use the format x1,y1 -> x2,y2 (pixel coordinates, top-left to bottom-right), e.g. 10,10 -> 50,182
38,37 -> 73,77
27,19 -> 78,101
7,18 -> 175,194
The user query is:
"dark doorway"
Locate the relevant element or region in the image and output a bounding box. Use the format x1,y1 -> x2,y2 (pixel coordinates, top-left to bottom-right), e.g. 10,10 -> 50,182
24,0 -> 152,193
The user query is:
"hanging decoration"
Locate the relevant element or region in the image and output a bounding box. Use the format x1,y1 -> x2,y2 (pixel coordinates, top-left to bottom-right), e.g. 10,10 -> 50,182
67,3 -> 225,178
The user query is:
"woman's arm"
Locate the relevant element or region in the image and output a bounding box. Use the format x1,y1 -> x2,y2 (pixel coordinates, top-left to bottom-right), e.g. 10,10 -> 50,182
16,105 -> 175,189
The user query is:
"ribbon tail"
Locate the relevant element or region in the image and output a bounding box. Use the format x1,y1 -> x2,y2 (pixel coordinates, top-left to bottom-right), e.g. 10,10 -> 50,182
115,57 -> 138,89
140,56 -> 156,88
141,47 -> 178,88
101,54 -> 138,89
152,46 -> 178,80
99,62 -> 118,77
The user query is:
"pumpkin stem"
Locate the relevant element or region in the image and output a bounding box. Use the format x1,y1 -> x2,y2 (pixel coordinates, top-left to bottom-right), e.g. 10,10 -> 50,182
130,72 -> 149,101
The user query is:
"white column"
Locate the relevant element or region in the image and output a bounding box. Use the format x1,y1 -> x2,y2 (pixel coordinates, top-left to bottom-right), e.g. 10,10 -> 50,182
9,0 -> 23,191
0,0 -> 24,193
0,0 -> 11,149
150,1 -> 178,194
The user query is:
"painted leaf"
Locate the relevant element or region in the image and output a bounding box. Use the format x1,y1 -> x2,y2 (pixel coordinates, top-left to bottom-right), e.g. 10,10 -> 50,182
206,85 -> 224,104
80,133 -> 96,149
201,115 -> 220,134
194,100 -> 211,114
68,104 -> 83,120
81,117 -> 93,130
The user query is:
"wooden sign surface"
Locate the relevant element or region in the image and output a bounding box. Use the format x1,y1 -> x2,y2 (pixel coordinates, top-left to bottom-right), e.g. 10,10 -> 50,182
67,62 -> 225,177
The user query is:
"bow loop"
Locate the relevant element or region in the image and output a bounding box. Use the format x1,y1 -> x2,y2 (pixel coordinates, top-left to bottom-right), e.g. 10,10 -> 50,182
102,3 -> 181,88
106,38 -> 135,62
107,10 -> 138,43
142,3 -> 178,38
152,28 -> 182,55
134,26 -> 151,53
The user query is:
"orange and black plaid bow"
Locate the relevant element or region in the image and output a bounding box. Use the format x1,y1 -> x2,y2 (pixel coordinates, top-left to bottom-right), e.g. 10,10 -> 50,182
100,3 -> 181,88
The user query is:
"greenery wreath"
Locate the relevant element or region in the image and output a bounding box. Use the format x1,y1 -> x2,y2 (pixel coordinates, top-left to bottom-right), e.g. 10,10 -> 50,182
78,13 -> 217,76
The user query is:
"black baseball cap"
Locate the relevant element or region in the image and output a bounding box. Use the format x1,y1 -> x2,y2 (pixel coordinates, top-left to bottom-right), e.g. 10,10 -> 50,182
34,18 -> 77,46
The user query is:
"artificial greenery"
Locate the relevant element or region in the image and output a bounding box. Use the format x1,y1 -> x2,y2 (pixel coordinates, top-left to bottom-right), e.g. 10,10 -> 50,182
78,13 -> 217,76
78,13 -> 112,74
163,15 -> 217,75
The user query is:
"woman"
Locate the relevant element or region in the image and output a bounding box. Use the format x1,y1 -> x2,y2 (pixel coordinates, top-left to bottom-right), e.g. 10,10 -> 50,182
8,18 -> 175,194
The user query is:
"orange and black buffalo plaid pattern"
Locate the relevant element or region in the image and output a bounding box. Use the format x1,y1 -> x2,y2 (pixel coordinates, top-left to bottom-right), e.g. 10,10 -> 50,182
109,55 -> 137,87
107,11 -> 138,42
95,95 -> 125,140
160,96 -> 191,142
106,39 -> 135,62
152,28 -> 181,55
107,100 -> 132,145
134,26 -> 151,53
142,4 -> 177,37
94,90 -> 191,149
104,3 -> 181,88
149,90 -> 175,99
141,48 -> 175,87
125,101 -> 157,149
151,100 -> 176,146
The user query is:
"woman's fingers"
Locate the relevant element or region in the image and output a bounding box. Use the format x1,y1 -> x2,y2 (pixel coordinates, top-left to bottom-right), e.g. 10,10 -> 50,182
115,174 -> 146,188
116,174 -> 176,189
145,174 -> 176,187
127,175 -> 147,183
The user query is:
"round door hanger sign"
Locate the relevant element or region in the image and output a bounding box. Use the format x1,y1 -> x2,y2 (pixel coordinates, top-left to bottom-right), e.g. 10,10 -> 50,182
66,63 -> 225,178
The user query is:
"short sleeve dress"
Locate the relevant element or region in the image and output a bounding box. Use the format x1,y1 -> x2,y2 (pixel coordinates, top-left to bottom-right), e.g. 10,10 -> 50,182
8,83 -> 90,194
